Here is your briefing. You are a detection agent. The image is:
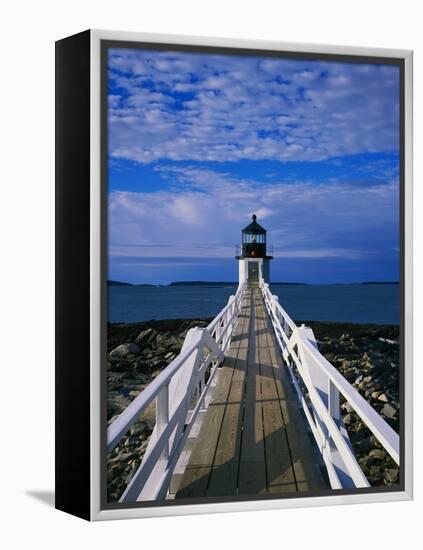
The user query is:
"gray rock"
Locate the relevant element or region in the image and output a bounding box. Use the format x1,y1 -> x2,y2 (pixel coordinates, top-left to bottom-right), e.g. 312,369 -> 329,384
356,437 -> 372,453
135,328 -> 154,344
369,465 -> 382,478
378,393 -> 389,403
130,420 -> 149,437
382,403 -> 397,419
369,449 -> 386,461
384,468 -> 399,484
343,414 -> 354,426
138,440 -> 149,453
110,343 -> 140,358
109,451 -> 133,464
341,402 -> 354,414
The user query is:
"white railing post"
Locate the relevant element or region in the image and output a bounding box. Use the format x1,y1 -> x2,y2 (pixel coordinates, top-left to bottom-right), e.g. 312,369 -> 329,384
223,295 -> 235,350
272,295 -> 279,318
215,317 -> 222,344
328,379 -> 341,450
156,384 -> 169,462
328,379 -> 341,422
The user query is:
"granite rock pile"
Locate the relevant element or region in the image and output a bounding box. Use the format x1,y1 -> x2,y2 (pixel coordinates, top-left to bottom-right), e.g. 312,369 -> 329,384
106,318 -> 211,501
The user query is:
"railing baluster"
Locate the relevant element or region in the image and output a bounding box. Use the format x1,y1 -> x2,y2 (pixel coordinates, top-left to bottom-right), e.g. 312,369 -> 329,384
156,384 -> 169,462
328,379 -> 341,422
328,379 -> 340,450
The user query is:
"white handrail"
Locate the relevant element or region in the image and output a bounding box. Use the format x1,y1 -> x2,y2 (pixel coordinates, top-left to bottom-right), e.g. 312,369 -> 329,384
300,337 -> 399,464
107,339 -> 200,452
107,282 -> 246,500
260,280 -> 399,489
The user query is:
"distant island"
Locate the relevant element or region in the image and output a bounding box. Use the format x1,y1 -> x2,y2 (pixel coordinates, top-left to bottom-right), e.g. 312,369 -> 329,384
107,280 -> 155,287
169,281 -> 312,286
361,281 -> 399,285
108,280 -> 399,287
170,281 -> 237,286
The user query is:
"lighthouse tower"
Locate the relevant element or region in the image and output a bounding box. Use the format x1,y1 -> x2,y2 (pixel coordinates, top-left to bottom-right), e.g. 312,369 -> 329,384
236,214 -> 273,287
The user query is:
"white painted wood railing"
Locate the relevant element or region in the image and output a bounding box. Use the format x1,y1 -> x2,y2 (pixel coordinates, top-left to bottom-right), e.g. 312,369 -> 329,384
107,282 -> 247,502
260,280 -> 400,489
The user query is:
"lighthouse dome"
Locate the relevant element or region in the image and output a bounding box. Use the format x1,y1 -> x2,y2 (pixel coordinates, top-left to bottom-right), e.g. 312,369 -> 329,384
242,214 -> 266,234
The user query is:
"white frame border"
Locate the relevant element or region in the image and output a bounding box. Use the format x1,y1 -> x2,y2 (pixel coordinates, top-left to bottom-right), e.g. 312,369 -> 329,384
89,29 -> 413,521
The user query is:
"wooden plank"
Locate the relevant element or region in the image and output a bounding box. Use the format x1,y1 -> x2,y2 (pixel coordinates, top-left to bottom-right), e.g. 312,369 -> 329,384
177,287 -> 328,499
206,292 -> 251,497
255,292 -> 297,493
238,290 -> 267,495
261,295 -> 327,492
291,459 -> 327,492
175,366 -> 233,498
176,294 -> 250,498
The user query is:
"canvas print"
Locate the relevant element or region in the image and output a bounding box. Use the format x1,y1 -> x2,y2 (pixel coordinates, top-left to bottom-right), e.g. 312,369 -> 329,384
104,44 -> 401,506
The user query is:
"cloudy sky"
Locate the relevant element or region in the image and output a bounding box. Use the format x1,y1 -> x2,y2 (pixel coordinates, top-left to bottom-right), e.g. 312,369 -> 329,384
107,47 -> 400,284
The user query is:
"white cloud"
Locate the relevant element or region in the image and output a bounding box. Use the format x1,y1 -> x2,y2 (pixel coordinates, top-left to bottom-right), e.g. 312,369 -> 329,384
108,167 -> 399,261
107,49 -> 400,164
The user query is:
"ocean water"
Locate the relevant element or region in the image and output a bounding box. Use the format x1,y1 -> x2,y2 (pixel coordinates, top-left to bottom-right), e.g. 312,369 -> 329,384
107,283 -> 400,325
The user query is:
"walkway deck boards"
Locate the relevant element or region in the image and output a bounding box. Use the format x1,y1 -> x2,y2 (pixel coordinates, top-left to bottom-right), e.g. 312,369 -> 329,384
175,287 -> 328,499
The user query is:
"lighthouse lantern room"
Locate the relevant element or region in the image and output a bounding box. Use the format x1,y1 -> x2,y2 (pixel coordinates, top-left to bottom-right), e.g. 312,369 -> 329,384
236,214 -> 273,286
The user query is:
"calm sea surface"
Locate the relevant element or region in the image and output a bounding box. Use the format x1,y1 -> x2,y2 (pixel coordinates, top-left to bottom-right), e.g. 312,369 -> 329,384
107,284 -> 400,325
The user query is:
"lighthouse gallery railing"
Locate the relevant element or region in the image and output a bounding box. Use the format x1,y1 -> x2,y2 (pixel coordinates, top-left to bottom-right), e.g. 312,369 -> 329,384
107,282 -> 247,502
260,280 -> 400,489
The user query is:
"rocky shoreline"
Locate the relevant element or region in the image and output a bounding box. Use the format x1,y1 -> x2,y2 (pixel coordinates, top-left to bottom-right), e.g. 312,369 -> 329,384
106,317 -> 212,502
107,318 -> 400,501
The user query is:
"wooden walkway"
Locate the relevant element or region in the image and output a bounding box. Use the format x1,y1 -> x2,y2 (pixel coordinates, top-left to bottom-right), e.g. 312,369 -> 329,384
175,286 -> 328,498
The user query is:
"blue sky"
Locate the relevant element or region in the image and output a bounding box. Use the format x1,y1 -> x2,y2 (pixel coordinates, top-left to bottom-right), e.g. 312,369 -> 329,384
107,48 -> 400,284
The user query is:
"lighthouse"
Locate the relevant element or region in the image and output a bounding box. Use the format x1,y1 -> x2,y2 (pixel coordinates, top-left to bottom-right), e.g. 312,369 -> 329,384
236,214 -> 273,287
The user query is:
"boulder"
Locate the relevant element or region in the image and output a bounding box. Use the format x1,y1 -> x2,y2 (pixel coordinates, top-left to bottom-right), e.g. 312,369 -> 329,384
369,448 -> 386,461
382,403 -> 397,419
384,468 -> 399,484
110,343 -> 140,358
341,402 -> 354,414
343,413 -> 354,426
135,328 -> 154,344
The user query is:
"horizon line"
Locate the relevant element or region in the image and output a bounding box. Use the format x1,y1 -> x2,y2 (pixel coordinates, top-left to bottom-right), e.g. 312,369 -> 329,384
107,279 -> 400,286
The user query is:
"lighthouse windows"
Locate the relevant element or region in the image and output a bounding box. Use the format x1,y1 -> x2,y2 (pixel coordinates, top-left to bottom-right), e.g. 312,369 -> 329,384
242,233 -> 265,244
